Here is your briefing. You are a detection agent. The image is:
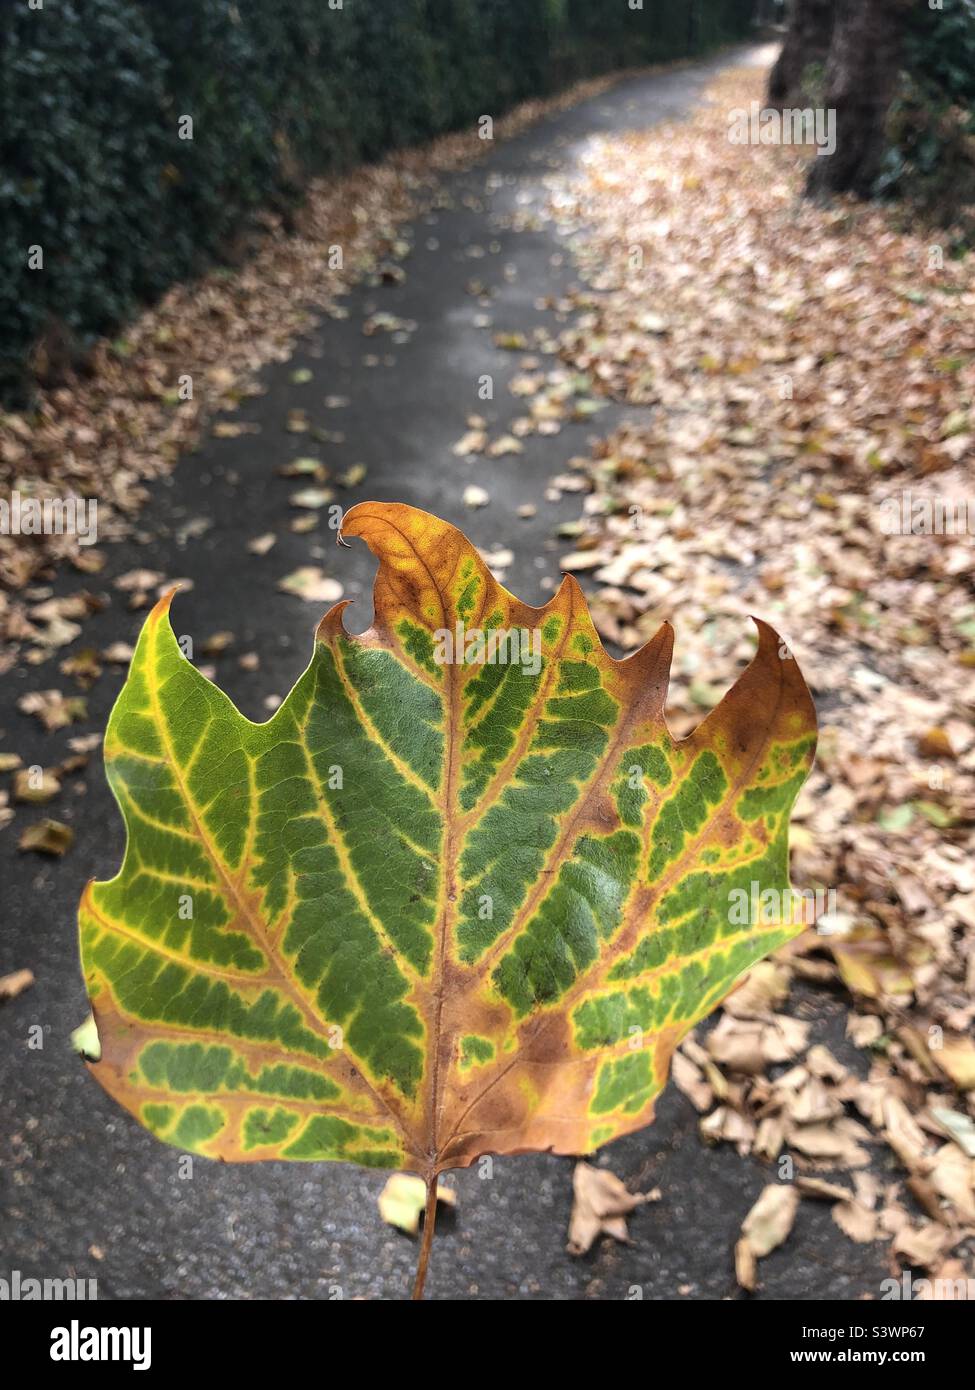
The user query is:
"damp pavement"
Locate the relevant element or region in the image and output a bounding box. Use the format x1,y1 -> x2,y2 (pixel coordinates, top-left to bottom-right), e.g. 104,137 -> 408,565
0,45 -> 894,1301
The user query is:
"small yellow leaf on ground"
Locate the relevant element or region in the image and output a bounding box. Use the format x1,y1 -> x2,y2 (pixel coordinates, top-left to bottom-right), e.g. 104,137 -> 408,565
918,727 -> 955,759
377,1174 -> 456,1236
933,1037 -> 975,1091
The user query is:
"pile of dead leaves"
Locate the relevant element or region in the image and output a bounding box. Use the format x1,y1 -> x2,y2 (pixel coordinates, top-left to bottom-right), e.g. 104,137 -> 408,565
518,54 -> 975,1291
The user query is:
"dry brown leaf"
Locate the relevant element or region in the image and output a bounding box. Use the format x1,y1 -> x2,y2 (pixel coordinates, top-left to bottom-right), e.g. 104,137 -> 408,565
277,567 -> 343,604
566,1162 -> 658,1257
672,1050 -> 713,1112
790,1124 -> 871,1167
17,690 -> 88,732
833,1200 -> 879,1243
12,768 -> 60,804
247,533 -> 277,556
883,1095 -> 932,1173
891,1221 -> 953,1270
929,1144 -> 975,1222
0,968 -> 34,1002
724,961 -> 790,1020
18,818 -> 74,856
735,1184 -> 799,1290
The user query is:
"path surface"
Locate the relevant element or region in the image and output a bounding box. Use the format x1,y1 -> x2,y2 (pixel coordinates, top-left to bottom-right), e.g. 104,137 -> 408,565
1,46 -> 891,1300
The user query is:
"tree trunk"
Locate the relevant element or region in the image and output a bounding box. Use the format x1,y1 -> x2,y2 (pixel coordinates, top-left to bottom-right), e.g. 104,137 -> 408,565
807,0 -> 910,198
767,0 -> 835,107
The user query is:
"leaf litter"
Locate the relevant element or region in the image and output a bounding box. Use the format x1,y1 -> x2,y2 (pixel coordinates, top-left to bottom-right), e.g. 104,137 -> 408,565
499,54 -> 975,1290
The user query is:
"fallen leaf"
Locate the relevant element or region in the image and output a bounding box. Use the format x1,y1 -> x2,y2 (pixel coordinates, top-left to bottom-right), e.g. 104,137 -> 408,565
248,533 -> 277,556
18,818 -> 74,855
277,567 -> 343,603
213,420 -> 259,439
13,768 -> 61,803
337,464 -> 367,489
931,1106 -> 975,1158
377,1173 -> 456,1236
833,1200 -> 879,1243
567,1162 -> 658,1256
279,457 -> 328,481
0,968 -> 34,1002
290,487 -> 334,510
487,434 -> 523,458
891,1221 -> 952,1270
736,1183 -> 799,1289
17,690 -> 88,731
672,1050 -> 713,1112
452,429 -> 487,457
932,1037 -> 975,1091
102,642 -> 135,665
724,961 -> 791,1020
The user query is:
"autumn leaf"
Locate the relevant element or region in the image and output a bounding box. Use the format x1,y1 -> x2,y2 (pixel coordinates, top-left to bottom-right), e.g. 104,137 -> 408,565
21,818 -> 74,855
735,1183 -> 800,1291
0,968 -> 35,1003
567,1161 -> 658,1255
78,502 -> 815,1191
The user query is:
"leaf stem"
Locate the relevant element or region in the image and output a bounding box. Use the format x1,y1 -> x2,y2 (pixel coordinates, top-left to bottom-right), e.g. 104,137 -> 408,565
411,1176 -> 438,1301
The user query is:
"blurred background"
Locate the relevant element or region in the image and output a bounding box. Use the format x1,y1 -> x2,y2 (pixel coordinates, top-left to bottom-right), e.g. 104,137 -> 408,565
1,0 -> 973,1301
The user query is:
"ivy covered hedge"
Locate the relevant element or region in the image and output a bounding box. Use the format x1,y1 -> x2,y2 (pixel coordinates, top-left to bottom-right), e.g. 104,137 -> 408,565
0,0 -> 754,400
879,0 -> 975,236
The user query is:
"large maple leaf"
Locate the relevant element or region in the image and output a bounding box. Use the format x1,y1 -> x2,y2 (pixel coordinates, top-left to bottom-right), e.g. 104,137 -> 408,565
78,502 -> 816,1194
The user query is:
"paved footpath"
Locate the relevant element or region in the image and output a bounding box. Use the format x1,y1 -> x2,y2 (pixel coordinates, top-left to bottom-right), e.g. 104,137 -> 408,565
0,46 -> 890,1300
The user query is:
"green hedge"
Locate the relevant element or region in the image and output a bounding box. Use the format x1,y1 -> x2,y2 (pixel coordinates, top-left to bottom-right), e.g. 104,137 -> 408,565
0,0 -> 755,401
876,0 -> 975,231
904,0 -> 975,107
